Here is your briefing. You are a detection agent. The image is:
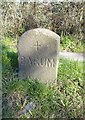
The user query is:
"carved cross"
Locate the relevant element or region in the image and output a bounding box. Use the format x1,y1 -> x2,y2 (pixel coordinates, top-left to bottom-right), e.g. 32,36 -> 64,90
34,41 -> 41,51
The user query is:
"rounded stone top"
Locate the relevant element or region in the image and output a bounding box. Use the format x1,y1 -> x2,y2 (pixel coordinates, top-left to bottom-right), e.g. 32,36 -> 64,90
20,28 -> 60,41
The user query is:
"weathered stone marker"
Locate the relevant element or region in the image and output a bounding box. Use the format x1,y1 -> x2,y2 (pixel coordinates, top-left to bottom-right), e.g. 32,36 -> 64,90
18,28 -> 60,83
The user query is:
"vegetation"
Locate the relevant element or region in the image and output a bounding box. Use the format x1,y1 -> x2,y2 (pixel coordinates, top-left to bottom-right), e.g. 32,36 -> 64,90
2,58 -> 84,118
60,35 -> 84,53
1,2 -> 84,40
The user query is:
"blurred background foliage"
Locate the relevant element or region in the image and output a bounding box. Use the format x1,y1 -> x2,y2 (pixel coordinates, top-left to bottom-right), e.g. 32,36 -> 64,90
0,2 -> 84,41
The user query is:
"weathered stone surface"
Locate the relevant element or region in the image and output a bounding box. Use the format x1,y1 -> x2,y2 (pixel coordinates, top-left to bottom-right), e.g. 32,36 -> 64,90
18,28 -> 60,83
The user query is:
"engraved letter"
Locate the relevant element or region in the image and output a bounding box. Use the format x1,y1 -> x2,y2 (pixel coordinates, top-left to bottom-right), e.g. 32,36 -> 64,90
28,57 -> 32,65
45,58 -> 56,67
34,57 -> 40,66
41,58 -> 45,66
20,56 -> 25,65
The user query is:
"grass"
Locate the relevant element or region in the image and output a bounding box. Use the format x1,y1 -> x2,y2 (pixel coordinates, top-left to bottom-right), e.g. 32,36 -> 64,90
1,36 -> 84,118
60,35 -> 84,53
58,58 -> 84,86
1,36 -> 17,52
2,58 -> 84,118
